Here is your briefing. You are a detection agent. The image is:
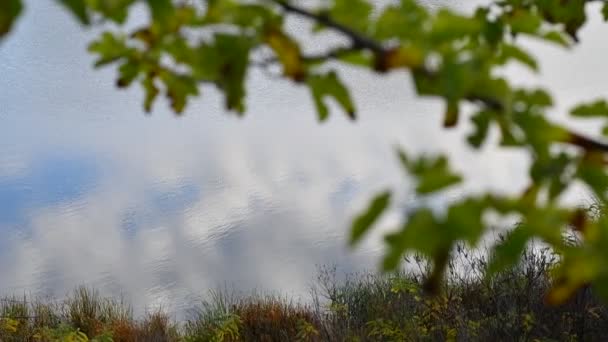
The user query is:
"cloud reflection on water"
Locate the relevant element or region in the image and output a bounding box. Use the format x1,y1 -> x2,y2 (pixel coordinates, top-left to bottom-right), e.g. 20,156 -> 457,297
0,0 -> 606,318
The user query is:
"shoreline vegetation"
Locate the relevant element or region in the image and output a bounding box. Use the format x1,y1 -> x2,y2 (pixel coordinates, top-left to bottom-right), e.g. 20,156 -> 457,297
2,246 -> 608,341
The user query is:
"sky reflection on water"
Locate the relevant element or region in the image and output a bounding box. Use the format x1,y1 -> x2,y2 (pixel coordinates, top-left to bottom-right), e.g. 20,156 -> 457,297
0,0 -> 606,316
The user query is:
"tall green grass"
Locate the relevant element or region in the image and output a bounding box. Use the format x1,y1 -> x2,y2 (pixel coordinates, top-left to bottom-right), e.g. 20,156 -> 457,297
2,245 -> 607,341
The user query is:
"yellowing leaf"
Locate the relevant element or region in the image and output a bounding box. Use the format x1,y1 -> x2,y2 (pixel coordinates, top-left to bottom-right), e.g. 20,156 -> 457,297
264,28 -> 305,81
1,318 -> 18,333
546,251 -> 597,305
443,99 -> 459,127
380,45 -> 424,71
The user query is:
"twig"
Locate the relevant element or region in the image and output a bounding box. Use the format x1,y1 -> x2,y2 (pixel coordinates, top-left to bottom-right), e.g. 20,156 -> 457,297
270,0 -> 385,54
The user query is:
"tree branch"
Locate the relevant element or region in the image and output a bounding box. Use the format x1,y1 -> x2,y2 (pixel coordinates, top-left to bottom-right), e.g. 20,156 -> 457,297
256,45 -> 364,67
568,132 -> 608,153
268,0 -> 608,154
466,93 -> 608,153
301,45 -> 365,63
270,0 -> 385,54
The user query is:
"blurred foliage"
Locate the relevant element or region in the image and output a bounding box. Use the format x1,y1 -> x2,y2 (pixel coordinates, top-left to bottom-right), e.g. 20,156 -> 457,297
3,0 -> 608,304
313,246 -> 608,341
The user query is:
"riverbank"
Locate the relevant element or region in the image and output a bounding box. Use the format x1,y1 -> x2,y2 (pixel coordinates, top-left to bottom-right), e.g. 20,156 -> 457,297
2,247 -> 607,341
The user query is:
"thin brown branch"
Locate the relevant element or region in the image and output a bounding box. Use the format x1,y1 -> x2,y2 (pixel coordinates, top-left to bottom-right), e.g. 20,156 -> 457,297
568,132 -> 608,153
255,45 -> 363,67
301,45 -> 365,63
466,93 -> 608,153
270,0 -> 385,54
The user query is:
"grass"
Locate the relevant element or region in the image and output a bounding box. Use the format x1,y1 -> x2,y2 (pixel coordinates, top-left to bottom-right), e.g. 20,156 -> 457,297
2,246 -> 608,341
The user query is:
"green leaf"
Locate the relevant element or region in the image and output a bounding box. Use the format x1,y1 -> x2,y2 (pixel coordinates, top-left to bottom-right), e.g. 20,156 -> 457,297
184,33 -> 253,113
481,12 -> 504,45
486,226 -> 531,277
146,0 -> 174,27
430,9 -> 482,42
468,110 -> 492,148
0,0 -> 22,38
212,34 -> 252,113
56,0 -> 90,25
498,44 -> 538,71
191,44 -> 221,82
159,71 -> 199,114
530,153 -> 572,201
204,1 -> 277,29
383,208 -> 441,270
398,151 -> 462,194
537,0 -> 586,40
507,9 -> 541,35
164,36 -> 195,66
350,191 -> 391,246
540,30 -> 570,47
603,3 -> 608,22
116,60 -> 140,87
577,154 -> 608,201
528,89 -> 553,107
307,71 -> 356,121
445,198 -> 487,245
416,170 -> 461,195
570,100 -> 608,117
142,74 -> 159,113
88,32 -> 129,67
514,111 -> 566,154
374,1 -> 427,40
86,0 -> 135,24
523,206 -> 571,245
325,0 -> 373,34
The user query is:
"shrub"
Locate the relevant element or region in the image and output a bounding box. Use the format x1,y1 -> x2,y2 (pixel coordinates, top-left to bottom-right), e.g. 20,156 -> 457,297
2,244 -> 608,341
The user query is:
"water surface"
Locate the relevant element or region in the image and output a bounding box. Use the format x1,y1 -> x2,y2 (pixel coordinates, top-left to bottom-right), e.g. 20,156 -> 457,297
1,0 -> 606,316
